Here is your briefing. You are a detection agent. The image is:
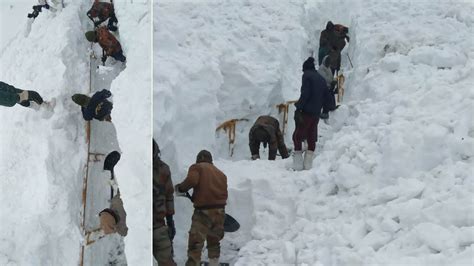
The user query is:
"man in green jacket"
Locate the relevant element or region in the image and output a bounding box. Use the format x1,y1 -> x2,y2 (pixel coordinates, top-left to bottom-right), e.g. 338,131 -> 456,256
0,81 -> 43,107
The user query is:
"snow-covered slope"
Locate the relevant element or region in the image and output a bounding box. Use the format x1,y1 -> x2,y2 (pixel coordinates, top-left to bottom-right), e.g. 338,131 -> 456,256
0,2 -> 88,264
155,0 -> 473,265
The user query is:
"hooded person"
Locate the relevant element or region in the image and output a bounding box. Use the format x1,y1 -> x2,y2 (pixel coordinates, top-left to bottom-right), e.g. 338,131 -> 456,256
175,150 -> 228,266
85,26 -> 126,63
72,89 -> 113,121
292,57 -> 334,171
318,55 -> 338,119
0,81 -> 43,108
249,115 -> 289,160
152,139 -> 177,266
87,0 -> 118,31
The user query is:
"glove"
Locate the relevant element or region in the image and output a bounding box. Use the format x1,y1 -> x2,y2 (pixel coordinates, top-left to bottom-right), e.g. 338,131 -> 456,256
174,184 -> 186,197
166,215 -> 176,240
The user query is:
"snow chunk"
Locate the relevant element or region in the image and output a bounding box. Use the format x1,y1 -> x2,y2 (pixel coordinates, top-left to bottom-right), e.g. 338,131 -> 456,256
358,230 -> 392,251
415,223 -> 458,252
408,46 -> 467,68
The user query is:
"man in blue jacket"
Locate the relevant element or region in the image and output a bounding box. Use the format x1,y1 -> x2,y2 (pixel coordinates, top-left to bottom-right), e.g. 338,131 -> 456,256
72,89 -> 113,121
292,57 -> 334,171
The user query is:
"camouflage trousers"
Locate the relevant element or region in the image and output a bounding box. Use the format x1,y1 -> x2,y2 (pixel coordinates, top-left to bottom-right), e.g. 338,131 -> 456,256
185,208 -> 225,266
153,225 -> 176,266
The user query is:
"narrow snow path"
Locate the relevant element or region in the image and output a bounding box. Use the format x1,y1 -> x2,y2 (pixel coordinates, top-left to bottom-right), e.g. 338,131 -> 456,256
79,1 -> 127,264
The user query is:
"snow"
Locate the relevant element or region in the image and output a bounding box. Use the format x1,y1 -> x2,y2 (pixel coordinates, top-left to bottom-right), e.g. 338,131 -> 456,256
0,2 -> 88,264
111,0 -> 152,265
156,0 -> 474,265
1,0 -> 151,265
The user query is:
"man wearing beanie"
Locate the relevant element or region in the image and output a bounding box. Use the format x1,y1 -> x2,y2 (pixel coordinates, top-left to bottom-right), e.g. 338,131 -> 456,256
292,57 -> 334,171
175,150 -> 228,266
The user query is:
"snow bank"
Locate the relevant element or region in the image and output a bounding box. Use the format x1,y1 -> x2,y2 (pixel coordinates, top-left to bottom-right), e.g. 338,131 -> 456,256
111,0 -> 152,265
156,0 -> 474,265
0,2 -> 89,264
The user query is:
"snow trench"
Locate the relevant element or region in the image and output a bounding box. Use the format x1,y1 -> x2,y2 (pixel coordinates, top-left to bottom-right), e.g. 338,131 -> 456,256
156,0 -> 473,265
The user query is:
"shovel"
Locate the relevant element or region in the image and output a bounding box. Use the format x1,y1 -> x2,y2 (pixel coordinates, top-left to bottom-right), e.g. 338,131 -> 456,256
181,192 -> 240,233
104,151 -> 121,199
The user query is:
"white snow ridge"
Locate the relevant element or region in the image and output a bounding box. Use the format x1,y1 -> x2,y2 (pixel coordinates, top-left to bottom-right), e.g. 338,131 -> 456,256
156,0 -> 473,265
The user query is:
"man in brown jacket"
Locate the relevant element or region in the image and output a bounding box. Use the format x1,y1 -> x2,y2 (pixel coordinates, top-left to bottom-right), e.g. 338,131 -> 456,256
175,150 -> 228,266
249,115 -> 289,160
153,140 -> 176,266
85,26 -> 126,63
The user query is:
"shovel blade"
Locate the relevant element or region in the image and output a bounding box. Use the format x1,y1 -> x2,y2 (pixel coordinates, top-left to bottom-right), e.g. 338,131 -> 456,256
104,151 -> 121,171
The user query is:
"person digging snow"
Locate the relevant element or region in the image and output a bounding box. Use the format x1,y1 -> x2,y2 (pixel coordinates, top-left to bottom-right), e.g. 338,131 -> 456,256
87,0 -> 119,32
175,150 -> 228,266
153,139 -> 177,266
99,192 -> 128,237
249,115 -> 289,160
0,81 -> 43,108
85,26 -> 126,64
318,55 -> 338,120
292,57 -> 334,171
71,89 -> 113,121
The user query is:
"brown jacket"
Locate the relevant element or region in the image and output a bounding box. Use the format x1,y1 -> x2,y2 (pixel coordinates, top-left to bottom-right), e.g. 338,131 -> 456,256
97,26 -> 122,56
87,1 -> 114,22
153,159 -> 175,229
249,116 -> 289,160
178,162 -> 228,209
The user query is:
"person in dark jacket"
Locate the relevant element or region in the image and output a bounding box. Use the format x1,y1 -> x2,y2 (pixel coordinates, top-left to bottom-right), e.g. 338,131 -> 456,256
292,57 -> 334,171
85,27 -> 126,64
87,0 -> 118,31
72,89 -> 113,121
318,21 -> 350,74
0,81 -> 43,108
249,115 -> 289,160
175,150 -> 228,266
153,139 -> 177,266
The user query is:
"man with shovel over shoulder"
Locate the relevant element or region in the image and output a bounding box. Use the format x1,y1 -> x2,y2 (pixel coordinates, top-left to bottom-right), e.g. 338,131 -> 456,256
175,150 -> 228,266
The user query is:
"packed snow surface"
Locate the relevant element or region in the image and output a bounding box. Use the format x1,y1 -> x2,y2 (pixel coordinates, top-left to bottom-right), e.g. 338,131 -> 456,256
155,0 -> 473,265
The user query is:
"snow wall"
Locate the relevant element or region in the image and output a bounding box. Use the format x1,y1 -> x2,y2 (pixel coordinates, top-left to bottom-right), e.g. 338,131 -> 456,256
112,0 -> 152,265
155,0 -> 473,265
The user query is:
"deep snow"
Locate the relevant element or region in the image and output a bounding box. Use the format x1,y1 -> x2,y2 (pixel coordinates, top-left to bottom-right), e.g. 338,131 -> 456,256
0,1 -> 151,265
155,0 -> 473,265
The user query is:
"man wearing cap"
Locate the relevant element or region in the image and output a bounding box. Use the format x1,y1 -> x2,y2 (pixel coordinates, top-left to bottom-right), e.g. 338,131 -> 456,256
292,57 -> 334,171
85,26 -> 126,63
249,115 -> 289,160
175,150 -> 228,266
72,89 -> 113,121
